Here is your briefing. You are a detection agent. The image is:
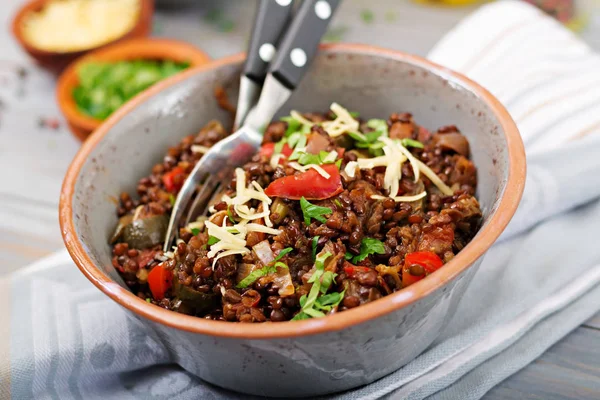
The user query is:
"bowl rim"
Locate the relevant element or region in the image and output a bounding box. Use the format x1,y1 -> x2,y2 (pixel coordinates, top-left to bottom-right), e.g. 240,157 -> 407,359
55,37 -> 212,134
11,0 -> 154,57
59,43 -> 526,339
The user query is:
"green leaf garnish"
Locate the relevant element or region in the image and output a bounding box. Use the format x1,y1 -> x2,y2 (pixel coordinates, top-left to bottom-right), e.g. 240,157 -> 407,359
344,252 -> 353,260
281,116 -> 303,136
274,247 -> 293,262
168,194 -> 175,206
300,197 -> 332,226
311,236 -> 320,260
74,60 -> 189,120
237,259 -> 289,289
292,251 -> 344,320
367,119 -> 388,136
191,228 -> 201,236
333,199 -> 343,208
351,237 -> 386,263
350,111 -> 360,118
401,138 -> 424,149
207,235 -> 220,245
227,208 -> 235,223
297,150 -> 337,166
146,298 -> 152,303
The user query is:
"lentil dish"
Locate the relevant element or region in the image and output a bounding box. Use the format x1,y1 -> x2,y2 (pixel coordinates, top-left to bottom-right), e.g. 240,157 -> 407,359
110,103 -> 482,322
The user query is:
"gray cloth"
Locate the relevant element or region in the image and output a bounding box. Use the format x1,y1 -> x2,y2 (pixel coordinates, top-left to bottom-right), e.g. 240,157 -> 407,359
4,1 -> 600,399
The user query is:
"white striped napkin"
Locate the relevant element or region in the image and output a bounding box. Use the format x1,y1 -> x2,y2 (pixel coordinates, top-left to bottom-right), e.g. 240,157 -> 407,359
4,2 -> 600,399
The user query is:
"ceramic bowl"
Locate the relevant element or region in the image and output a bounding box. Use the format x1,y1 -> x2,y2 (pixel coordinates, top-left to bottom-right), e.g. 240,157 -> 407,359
56,38 -> 211,141
12,0 -> 154,72
59,44 -> 525,397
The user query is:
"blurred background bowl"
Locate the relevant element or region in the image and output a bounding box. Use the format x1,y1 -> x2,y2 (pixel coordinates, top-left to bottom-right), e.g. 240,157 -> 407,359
11,0 -> 154,72
56,38 -> 210,141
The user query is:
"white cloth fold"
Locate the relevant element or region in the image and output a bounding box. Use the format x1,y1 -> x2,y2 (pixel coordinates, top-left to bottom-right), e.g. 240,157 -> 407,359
5,1 -> 600,399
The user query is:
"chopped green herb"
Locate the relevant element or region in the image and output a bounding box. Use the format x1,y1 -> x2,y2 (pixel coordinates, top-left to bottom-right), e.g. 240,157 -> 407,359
237,260 -> 289,288
146,298 -> 152,303
288,134 -> 308,160
227,208 -> 235,223
350,111 -> 360,118
312,236 -> 320,260
333,199 -> 343,208
207,235 -> 220,245
300,197 -> 333,226
292,251 -> 344,320
281,116 -> 303,136
274,247 -> 293,262
335,159 -> 343,169
351,237 -> 386,263
168,194 -> 176,206
74,60 -> 190,120
361,9 -> 375,24
344,252 -> 353,260
314,290 -> 345,311
348,131 -> 368,142
191,228 -> 201,236
367,119 -> 389,136
297,150 -> 337,166
401,138 -> 424,149
320,271 -> 337,293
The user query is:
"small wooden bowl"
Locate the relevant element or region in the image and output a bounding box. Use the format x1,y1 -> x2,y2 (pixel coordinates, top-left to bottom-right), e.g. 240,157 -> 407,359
56,38 -> 211,141
12,0 -> 154,72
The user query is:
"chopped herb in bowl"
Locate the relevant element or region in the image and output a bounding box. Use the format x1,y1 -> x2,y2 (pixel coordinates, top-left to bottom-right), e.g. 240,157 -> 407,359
73,59 -> 190,120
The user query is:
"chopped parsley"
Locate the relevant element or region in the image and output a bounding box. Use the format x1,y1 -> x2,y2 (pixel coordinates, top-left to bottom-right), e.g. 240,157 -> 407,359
274,247 -> 293,262
300,197 -> 332,226
292,252 -> 345,320
191,228 -> 201,236
236,247 -> 293,288
350,237 -> 386,263
333,199 -> 343,208
227,208 -> 235,223
348,119 -> 389,156
401,138 -> 424,149
236,261 -> 288,288
312,236 -> 320,260
146,298 -> 152,303
168,194 -> 176,206
207,235 -> 220,245
297,150 -> 337,166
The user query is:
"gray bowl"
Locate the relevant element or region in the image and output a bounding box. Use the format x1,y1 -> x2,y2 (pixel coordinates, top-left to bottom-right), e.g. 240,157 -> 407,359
60,44 -> 525,397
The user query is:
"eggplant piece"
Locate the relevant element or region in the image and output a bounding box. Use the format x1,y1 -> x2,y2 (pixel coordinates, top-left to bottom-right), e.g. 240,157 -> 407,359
117,214 -> 169,249
110,214 -> 133,244
432,132 -> 470,156
172,276 -> 216,315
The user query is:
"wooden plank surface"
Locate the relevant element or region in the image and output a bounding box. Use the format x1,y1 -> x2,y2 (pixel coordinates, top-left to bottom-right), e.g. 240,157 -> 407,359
0,0 -> 599,398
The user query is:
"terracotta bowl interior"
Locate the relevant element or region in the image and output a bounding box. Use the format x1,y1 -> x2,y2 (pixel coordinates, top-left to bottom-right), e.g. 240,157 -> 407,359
61,45 -> 524,338
56,38 -> 211,140
12,0 -> 154,71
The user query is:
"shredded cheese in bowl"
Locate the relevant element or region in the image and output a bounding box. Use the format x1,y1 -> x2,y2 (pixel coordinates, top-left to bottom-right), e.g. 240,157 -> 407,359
21,0 -> 140,53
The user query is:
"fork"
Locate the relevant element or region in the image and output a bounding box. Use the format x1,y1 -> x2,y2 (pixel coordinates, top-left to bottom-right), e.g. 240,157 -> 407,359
163,0 -> 340,251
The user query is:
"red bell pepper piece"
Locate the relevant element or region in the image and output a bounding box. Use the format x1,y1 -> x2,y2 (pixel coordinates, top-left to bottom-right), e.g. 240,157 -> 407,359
264,164 -> 343,200
402,251 -> 444,287
147,265 -> 173,300
162,166 -> 186,193
259,142 -> 294,159
343,262 -> 371,279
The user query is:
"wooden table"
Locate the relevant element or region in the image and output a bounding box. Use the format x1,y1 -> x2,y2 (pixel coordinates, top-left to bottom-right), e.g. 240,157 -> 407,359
1,0 -> 598,398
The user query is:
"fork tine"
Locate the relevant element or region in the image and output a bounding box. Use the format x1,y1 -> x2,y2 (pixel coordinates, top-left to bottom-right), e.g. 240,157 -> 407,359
184,172 -> 226,226
163,171 -> 209,252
